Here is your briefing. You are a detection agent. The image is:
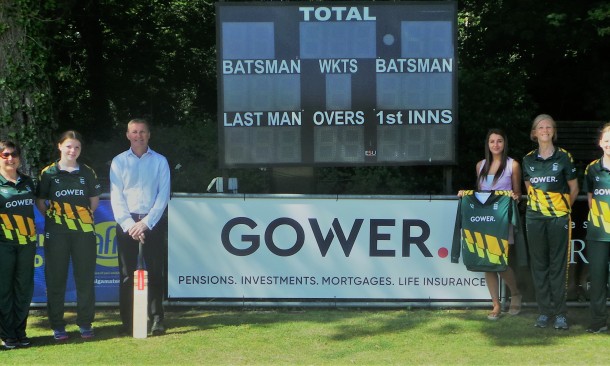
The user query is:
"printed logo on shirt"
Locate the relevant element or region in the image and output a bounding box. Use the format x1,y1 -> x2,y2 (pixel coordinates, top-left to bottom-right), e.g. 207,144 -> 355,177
470,216 -> 496,222
529,166 -> 535,172
529,176 -> 558,184
470,204 -> 474,209
593,188 -> 610,195
596,176 -> 601,182
493,203 -> 498,210
80,177 -> 85,185
553,163 -> 559,171
54,178 -> 60,184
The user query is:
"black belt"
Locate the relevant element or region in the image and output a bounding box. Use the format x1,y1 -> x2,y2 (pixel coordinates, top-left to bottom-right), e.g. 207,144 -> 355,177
131,213 -> 147,221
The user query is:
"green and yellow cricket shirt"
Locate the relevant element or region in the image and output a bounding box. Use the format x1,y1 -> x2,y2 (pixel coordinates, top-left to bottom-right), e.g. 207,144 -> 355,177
522,147 -> 577,218
451,190 -> 527,272
584,158 -> 610,241
36,162 -> 101,233
0,174 -> 36,244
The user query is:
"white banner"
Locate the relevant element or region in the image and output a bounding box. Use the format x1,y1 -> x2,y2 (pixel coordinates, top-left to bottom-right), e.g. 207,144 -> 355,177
168,196 -> 489,300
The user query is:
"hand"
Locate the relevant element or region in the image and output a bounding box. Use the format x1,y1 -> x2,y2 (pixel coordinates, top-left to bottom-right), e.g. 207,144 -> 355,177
128,221 -> 148,241
457,190 -> 465,197
510,191 -> 521,201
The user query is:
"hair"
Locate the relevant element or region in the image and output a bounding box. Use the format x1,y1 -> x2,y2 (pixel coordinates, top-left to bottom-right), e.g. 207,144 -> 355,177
57,130 -> 84,145
127,118 -> 150,131
530,114 -> 557,142
599,122 -> 610,140
0,140 -> 22,157
477,129 -> 508,188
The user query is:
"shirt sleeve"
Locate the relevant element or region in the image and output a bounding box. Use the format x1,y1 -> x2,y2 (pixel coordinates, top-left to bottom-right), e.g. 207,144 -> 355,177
450,198 -> 462,264
142,155 -> 170,230
35,168 -> 49,199
583,162 -> 593,193
110,156 -> 136,232
564,151 -> 578,181
85,165 -> 102,197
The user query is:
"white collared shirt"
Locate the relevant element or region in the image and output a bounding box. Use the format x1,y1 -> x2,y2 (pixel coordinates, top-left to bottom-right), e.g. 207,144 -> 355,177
110,147 -> 170,232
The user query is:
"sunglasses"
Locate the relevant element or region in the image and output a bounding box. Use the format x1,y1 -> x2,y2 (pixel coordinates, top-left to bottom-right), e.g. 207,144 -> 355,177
0,151 -> 20,159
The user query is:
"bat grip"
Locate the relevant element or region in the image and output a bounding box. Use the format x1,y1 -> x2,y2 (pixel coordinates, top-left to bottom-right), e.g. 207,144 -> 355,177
137,239 -> 145,270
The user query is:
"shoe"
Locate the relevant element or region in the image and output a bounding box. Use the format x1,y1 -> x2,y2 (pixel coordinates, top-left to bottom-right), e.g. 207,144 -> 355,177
53,328 -> 69,341
585,324 -> 608,333
534,314 -> 549,328
487,310 -> 501,321
2,338 -> 18,350
508,294 -> 522,315
554,315 -> 569,330
17,337 -> 31,347
118,325 -> 131,336
151,319 -> 166,336
79,325 -> 95,339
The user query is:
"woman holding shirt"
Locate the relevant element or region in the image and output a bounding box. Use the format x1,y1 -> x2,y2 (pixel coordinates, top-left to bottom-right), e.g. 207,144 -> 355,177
459,129 -> 523,320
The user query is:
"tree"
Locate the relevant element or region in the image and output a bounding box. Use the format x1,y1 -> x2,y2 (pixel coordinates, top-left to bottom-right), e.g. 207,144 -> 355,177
0,0 -> 56,175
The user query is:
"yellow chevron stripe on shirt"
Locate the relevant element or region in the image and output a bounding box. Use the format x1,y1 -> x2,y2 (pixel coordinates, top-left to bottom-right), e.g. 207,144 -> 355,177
528,186 -> 570,217
463,229 -> 476,253
463,229 -> 507,265
1,215 -> 36,244
590,198 -> 610,234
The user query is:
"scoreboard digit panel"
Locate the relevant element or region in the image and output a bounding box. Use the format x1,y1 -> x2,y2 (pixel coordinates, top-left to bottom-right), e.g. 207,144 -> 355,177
217,2 -> 457,167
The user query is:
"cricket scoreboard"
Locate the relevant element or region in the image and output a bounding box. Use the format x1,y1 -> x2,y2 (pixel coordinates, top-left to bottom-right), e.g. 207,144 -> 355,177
217,1 -> 457,167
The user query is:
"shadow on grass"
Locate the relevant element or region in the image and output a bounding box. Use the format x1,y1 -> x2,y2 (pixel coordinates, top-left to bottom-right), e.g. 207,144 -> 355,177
24,305 -> 597,349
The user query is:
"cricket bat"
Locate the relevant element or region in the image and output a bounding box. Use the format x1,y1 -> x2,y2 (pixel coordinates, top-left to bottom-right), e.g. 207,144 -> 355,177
133,239 -> 148,339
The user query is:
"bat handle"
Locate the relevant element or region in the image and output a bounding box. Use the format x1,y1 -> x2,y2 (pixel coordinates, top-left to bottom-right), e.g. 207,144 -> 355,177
137,239 -> 145,270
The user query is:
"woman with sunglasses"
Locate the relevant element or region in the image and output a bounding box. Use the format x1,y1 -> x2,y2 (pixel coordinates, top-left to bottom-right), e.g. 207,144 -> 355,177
36,131 -> 101,341
0,141 -> 37,349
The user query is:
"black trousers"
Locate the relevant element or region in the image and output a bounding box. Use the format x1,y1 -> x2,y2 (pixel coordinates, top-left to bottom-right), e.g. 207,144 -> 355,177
526,215 -> 571,317
0,241 -> 35,340
116,216 -> 167,328
587,240 -> 610,326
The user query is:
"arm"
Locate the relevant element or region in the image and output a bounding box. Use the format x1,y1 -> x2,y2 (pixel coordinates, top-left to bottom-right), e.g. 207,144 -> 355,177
35,198 -> 47,215
90,196 -> 100,213
139,155 -> 170,230
511,160 -> 522,200
109,156 -> 136,233
588,192 -> 593,209
568,178 -> 579,206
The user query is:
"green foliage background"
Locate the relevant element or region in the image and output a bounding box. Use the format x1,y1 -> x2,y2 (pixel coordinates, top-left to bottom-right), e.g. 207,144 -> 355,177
3,0 -> 610,193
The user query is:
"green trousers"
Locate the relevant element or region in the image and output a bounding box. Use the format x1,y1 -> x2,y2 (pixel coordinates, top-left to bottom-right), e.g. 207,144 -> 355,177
586,240 -> 610,326
0,241 -> 35,340
525,214 -> 571,316
44,231 -> 97,329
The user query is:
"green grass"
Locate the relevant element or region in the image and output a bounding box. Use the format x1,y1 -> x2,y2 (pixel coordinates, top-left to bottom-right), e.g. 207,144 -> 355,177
1,306 -> 608,365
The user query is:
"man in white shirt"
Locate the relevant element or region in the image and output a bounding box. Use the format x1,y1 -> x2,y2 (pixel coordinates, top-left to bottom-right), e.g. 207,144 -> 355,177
110,118 -> 170,336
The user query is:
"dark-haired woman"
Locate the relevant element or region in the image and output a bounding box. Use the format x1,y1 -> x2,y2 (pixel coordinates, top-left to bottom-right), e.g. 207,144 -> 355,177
459,129 -> 522,320
36,131 -> 101,341
0,140 -> 37,349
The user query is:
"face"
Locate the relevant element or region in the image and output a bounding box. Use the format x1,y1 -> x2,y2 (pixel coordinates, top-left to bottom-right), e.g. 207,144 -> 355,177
534,119 -> 554,143
599,130 -> 610,157
0,148 -> 20,172
58,138 -> 81,162
488,133 -> 505,156
126,122 -> 150,149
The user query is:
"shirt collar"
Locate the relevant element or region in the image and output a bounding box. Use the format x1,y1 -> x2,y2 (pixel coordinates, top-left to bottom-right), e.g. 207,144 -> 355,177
598,157 -> 610,172
128,147 -> 152,157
